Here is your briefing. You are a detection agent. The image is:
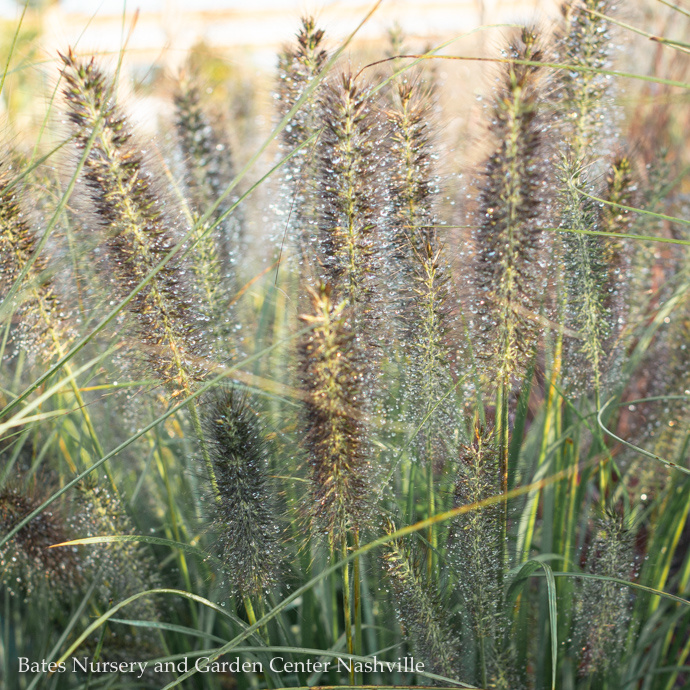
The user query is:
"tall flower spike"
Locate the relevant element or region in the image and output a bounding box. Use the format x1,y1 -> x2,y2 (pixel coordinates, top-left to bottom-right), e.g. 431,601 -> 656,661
473,29 -> 546,389
0,163 -> 71,362
386,80 -> 455,580
298,284 -> 371,547
174,71 -> 238,228
388,82 -> 454,441
174,71 -> 240,358
314,72 -> 382,328
600,156 -> 634,341
450,425 -> 507,687
555,1 -> 622,394
202,388 -> 282,597
576,509 -> 634,679
557,0 -> 615,163
559,165 -> 613,394
276,17 -> 328,260
60,50 -> 202,392
276,16 -> 328,148
558,156 -> 634,395
382,525 -> 458,679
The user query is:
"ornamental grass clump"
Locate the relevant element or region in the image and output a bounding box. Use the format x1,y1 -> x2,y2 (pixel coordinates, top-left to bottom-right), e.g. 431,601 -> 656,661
5,3 -> 690,689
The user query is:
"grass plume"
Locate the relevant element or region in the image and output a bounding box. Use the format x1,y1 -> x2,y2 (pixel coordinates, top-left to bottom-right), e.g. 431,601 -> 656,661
0,484 -> 80,601
174,69 -> 241,355
61,50 -> 203,392
382,525 -> 458,680
297,283 -> 371,547
472,28 -> 545,390
450,425 -> 506,687
276,17 -> 328,261
201,388 -> 282,598
314,73 -> 382,327
576,508 -> 635,679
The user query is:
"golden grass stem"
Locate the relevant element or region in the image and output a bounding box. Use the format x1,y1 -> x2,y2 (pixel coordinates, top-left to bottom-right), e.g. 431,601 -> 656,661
341,534 -> 354,685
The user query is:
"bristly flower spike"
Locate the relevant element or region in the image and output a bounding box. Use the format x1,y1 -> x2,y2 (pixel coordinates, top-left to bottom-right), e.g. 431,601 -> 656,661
554,1 -> 624,395
600,155 -> 634,303
382,523 -> 458,679
174,71 -> 240,359
314,73 -> 383,331
297,283 -> 371,548
276,16 -> 328,146
386,79 -> 455,579
449,424 -> 509,687
473,28 -> 546,390
276,17 -> 328,261
72,480 -> 161,653
202,388 -> 283,598
60,50 -> 222,499
557,0 -> 616,164
576,508 -> 635,680
60,50 -> 202,393
387,80 -> 454,433
298,283 -> 372,663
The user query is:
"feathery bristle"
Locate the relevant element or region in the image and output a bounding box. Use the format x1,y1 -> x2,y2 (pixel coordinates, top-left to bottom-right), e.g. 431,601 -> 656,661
60,50 -> 203,391
202,387 -> 282,596
473,29 -> 546,388
0,164 -> 70,361
382,526 -> 458,679
298,284 -> 371,547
